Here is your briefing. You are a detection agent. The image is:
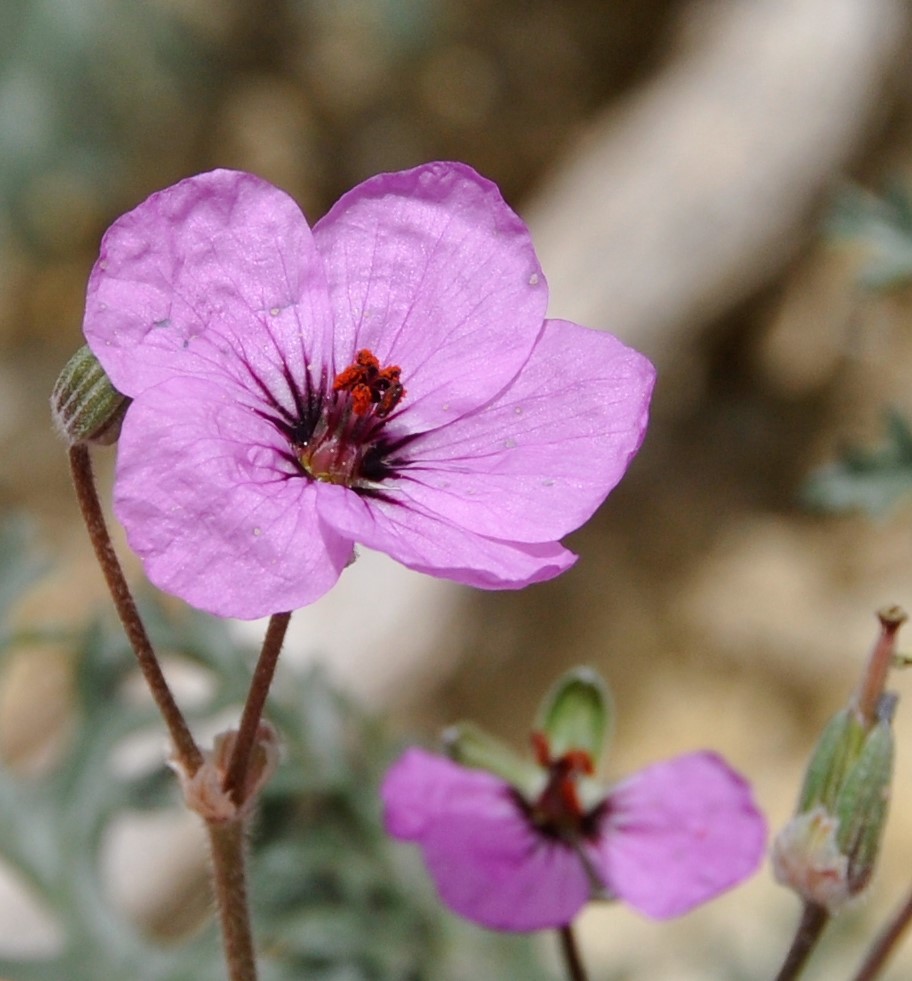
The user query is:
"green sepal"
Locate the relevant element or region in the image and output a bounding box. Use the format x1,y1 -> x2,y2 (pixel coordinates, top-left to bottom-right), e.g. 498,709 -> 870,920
50,345 -> 130,446
835,717 -> 894,894
442,722 -> 542,799
535,666 -> 612,768
797,708 -> 866,813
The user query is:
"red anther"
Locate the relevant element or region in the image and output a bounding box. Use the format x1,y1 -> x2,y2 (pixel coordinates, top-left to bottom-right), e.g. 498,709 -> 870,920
530,732 -> 594,777
563,749 -> 595,777
334,349 -> 406,417
375,369 -> 404,418
350,383 -> 373,415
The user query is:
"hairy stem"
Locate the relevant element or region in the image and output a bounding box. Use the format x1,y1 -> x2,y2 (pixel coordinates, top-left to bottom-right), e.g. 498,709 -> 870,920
851,886 -> 912,981
558,924 -> 589,981
211,612 -> 290,981
68,444 -> 202,773
222,611 -> 291,805
208,819 -> 257,981
774,902 -> 830,981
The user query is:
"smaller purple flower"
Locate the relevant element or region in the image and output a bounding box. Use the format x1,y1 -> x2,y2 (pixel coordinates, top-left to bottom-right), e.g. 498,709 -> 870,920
382,739 -> 766,931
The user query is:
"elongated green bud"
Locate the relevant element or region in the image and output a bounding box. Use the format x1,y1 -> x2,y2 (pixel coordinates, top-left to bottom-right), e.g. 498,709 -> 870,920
773,695 -> 896,913
796,708 -> 866,814
51,346 -> 130,446
774,612 -> 904,915
834,708 -> 895,895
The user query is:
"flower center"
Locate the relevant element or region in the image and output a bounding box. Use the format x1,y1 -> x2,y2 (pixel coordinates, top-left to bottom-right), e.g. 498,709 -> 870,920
527,732 -> 597,842
295,349 -> 406,487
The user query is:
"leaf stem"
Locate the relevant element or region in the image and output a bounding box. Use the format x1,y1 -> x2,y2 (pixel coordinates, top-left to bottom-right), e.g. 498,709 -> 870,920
222,611 -> 291,805
68,444 -> 202,773
558,924 -> 589,981
851,886 -> 912,981
774,902 -> 830,981
208,819 -> 257,981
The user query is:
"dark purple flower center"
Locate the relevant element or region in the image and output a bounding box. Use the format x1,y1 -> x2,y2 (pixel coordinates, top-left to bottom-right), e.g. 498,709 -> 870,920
297,349 -> 406,485
254,348 -> 411,491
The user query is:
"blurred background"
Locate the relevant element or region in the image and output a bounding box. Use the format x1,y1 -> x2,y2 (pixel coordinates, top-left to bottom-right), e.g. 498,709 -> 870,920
3,0 -> 912,977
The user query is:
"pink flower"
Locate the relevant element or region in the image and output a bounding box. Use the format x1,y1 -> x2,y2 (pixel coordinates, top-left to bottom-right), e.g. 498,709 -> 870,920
83,163 -> 654,619
382,746 -> 766,931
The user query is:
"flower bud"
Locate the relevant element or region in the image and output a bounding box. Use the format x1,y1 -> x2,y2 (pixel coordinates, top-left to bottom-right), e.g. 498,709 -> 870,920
51,345 -> 130,446
834,712 -> 894,895
773,698 -> 895,912
795,707 -> 865,814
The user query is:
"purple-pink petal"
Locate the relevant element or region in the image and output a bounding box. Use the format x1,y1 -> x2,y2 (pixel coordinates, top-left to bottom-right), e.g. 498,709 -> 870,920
382,747 -> 507,840
597,752 -> 767,919
114,375 -> 352,618
382,749 -> 590,930
315,482 -> 576,589
314,162 -> 548,431
395,319 -> 655,542
84,169 -> 335,406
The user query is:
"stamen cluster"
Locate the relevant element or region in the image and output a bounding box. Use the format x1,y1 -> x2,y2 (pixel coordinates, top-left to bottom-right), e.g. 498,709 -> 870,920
292,349 -> 405,487
333,349 -> 405,418
528,731 -> 601,842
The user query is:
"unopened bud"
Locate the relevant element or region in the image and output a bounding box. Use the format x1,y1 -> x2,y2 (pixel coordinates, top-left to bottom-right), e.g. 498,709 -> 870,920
834,715 -> 894,895
796,708 -> 865,814
51,345 -> 130,446
773,702 -> 895,912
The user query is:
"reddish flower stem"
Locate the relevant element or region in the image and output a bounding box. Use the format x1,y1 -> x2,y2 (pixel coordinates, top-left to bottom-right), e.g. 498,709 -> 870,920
774,902 -> 830,981
851,886 -> 912,981
208,609 -> 289,980
207,818 -> 257,981
68,444 -> 202,774
222,611 -> 291,805
558,924 -> 589,981
855,606 -> 907,726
